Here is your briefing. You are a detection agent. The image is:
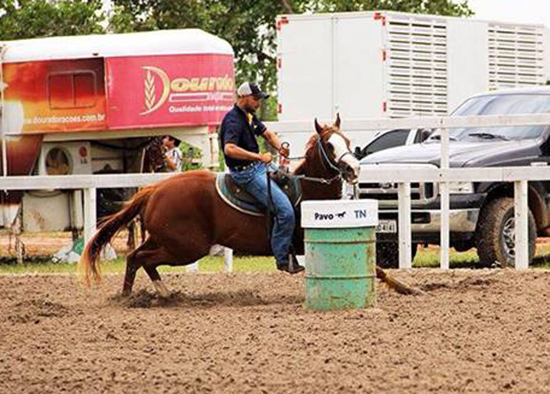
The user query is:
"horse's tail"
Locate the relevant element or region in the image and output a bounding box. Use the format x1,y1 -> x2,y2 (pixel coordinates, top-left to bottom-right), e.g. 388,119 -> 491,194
79,185 -> 156,286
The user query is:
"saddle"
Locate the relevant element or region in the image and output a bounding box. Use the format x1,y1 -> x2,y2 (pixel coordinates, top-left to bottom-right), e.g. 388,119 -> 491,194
215,170 -> 302,216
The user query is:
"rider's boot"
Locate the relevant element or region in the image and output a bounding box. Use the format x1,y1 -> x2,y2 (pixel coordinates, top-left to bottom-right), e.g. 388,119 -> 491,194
276,246 -> 305,274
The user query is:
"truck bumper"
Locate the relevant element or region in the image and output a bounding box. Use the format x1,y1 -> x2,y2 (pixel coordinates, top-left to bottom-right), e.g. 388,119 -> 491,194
378,208 -> 479,236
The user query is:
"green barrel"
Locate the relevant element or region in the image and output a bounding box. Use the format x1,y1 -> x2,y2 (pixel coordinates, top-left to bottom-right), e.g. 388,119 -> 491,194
301,200 -> 378,311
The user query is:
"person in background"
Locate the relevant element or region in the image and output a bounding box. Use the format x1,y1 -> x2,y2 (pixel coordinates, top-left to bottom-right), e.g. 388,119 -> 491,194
162,135 -> 183,172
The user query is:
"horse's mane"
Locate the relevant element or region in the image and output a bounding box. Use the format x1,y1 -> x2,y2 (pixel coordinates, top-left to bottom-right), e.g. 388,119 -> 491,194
305,133 -> 320,151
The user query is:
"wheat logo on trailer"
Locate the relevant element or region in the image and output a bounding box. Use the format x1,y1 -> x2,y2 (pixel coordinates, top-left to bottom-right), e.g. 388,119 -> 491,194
141,66 -> 171,115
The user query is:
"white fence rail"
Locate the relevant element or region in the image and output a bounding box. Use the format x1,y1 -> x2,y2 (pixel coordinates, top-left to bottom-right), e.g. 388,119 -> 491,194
1,114 -> 550,270
271,113 -> 550,270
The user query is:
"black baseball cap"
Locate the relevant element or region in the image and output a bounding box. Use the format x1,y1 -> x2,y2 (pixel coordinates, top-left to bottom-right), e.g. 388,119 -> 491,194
237,82 -> 270,99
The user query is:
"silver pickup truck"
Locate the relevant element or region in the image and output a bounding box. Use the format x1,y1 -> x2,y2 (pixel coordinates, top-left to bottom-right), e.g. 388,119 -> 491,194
359,87 -> 550,267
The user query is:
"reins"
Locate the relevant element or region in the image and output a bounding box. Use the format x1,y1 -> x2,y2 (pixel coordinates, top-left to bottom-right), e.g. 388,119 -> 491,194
275,138 -> 344,185
293,173 -> 341,185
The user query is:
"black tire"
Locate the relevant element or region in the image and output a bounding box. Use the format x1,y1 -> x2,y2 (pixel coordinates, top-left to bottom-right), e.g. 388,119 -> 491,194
376,241 -> 418,268
476,197 -> 536,268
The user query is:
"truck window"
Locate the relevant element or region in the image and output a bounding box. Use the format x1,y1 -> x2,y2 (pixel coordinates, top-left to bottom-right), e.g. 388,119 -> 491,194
48,71 -> 97,109
445,94 -> 550,141
364,129 -> 410,155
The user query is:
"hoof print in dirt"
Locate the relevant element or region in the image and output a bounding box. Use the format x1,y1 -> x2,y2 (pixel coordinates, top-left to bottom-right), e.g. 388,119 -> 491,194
110,290 -> 184,308
7,299 -> 68,323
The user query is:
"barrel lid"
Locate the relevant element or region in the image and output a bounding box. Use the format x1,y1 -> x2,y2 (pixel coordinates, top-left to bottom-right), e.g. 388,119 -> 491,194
301,200 -> 378,228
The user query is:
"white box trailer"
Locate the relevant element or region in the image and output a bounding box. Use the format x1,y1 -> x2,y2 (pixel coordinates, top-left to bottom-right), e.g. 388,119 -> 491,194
545,27 -> 550,82
271,11 -> 548,153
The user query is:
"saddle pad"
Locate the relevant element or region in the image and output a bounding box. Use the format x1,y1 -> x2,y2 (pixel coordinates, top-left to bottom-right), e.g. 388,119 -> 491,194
215,173 -> 264,216
215,172 -> 303,217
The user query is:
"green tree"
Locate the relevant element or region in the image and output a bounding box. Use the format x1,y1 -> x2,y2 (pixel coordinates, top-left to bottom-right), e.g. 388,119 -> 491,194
109,0 -> 472,120
0,0 -> 105,41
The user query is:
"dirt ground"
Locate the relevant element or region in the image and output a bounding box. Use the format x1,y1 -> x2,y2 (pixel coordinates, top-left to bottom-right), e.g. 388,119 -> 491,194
1,269 -> 550,394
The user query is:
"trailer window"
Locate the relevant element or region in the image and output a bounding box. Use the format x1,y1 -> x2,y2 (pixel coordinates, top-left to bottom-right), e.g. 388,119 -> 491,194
48,71 -> 97,109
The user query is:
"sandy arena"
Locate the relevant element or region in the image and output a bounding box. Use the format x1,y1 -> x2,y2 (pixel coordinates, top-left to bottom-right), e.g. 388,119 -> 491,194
1,269 -> 550,393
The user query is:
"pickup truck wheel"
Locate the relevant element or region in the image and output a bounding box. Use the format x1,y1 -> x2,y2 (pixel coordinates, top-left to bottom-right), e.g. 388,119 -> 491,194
476,197 -> 536,267
377,241 -> 418,268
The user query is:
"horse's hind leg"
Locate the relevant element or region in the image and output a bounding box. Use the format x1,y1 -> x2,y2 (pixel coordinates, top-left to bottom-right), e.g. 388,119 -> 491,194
122,246 -> 140,296
125,235 -> 210,297
141,246 -> 210,298
128,244 -> 180,298
122,237 -> 156,296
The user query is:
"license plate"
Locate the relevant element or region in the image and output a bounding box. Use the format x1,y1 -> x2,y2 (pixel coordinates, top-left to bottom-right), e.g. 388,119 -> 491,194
377,219 -> 397,233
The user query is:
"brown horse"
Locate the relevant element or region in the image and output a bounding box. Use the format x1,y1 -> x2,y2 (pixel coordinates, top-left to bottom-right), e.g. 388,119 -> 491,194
80,116 -> 361,297
142,136 -> 168,173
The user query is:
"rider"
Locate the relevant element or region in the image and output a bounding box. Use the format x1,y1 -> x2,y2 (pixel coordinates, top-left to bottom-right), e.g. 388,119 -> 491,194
220,82 -> 304,274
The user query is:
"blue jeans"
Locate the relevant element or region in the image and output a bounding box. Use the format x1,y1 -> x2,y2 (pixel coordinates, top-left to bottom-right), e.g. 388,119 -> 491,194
230,163 -> 295,266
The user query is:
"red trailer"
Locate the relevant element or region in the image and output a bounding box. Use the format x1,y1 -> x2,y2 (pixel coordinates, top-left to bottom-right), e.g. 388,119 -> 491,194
0,29 -> 235,232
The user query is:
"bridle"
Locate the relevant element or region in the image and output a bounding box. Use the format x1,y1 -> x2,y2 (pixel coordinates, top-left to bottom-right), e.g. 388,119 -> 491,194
282,131 -> 352,185
316,137 -> 354,176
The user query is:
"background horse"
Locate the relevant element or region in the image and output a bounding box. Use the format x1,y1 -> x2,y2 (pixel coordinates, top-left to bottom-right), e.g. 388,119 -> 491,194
142,136 -> 168,173
80,116 -> 360,297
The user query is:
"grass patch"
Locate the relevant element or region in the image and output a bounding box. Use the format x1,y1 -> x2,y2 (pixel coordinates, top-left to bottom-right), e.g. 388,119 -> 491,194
413,247 -> 479,269
413,243 -> 550,269
3,242 -> 550,274
0,255 -> 277,275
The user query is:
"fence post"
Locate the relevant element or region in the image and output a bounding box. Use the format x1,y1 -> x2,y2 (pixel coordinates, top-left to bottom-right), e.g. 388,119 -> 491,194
514,180 -> 529,270
440,183 -> 450,269
398,182 -> 412,268
83,187 -> 97,245
440,124 -> 450,269
224,247 -> 233,272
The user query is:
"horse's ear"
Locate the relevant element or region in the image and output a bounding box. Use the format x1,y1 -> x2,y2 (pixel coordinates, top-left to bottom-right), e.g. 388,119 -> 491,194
314,118 -> 323,134
334,113 -> 341,130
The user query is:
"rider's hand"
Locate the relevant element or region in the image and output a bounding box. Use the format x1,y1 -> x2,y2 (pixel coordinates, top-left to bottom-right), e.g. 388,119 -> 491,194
278,145 -> 290,158
259,152 -> 273,164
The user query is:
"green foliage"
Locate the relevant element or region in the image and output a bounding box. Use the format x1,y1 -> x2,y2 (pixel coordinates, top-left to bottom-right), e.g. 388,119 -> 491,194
0,0 -> 105,40
178,141 -> 203,172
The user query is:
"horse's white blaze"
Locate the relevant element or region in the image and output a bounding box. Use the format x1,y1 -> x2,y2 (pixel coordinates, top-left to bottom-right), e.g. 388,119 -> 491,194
328,133 -> 360,183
